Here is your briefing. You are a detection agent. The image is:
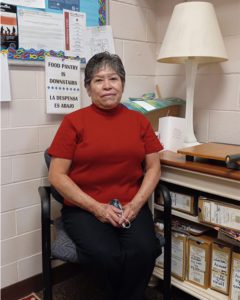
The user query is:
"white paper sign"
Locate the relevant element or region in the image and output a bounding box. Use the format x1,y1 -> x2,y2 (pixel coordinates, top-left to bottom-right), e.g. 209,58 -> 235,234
83,25 -> 115,62
18,9 -> 64,51
158,116 -> 186,152
231,256 -> 240,300
211,249 -> 229,292
0,53 -> 11,102
172,238 -> 184,277
189,245 -> 206,286
64,10 -> 86,58
3,0 -> 45,9
170,191 -> 191,212
45,57 -> 81,114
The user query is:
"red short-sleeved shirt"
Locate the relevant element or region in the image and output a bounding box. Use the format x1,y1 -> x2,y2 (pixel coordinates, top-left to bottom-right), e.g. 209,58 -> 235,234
48,103 -> 163,205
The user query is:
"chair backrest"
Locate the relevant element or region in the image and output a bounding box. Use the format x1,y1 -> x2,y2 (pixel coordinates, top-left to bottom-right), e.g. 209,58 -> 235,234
44,149 -> 64,204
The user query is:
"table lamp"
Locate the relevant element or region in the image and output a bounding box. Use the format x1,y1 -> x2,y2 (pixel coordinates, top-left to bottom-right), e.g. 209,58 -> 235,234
157,1 -> 228,147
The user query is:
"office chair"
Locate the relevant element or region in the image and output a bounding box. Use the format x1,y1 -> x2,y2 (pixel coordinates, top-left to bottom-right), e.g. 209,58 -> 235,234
39,150 -> 172,300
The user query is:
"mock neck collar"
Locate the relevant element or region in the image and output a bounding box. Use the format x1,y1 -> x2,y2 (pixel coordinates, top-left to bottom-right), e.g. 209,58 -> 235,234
91,103 -> 124,116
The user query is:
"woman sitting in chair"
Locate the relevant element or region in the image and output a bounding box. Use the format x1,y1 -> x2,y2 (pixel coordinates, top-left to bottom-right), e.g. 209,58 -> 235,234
48,51 -> 163,300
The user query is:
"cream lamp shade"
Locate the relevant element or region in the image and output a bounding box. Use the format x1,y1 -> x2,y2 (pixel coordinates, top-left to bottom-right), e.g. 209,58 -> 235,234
157,1 -> 228,146
158,1 -> 228,63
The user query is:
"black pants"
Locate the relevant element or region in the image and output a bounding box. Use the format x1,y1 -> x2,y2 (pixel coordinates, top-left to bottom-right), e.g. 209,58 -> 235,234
62,204 -> 159,300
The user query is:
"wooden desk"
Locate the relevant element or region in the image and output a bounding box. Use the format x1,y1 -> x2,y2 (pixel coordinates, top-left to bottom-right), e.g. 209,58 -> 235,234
159,150 -> 240,201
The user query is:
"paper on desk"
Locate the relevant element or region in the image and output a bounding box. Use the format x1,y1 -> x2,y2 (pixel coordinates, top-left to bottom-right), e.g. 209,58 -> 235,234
158,116 -> 185,152
0,53 -> 11,102
133,100 -> 156,111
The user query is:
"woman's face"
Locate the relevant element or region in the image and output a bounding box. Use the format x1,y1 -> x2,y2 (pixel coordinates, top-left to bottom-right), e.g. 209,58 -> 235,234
86,66 -> 123,110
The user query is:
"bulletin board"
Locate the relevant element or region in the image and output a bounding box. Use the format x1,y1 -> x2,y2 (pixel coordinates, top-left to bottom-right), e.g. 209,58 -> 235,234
0,0 -> 108,64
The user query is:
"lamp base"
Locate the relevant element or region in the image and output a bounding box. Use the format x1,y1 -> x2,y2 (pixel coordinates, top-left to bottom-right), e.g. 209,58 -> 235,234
183,141 -> 201,148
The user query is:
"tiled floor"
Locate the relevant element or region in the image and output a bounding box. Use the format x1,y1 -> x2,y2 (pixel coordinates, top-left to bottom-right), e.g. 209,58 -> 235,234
36,273 -> 198,300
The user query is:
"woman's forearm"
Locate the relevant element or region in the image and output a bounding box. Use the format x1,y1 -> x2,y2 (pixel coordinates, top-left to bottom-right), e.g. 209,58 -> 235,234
120,153 -> 160,224
131,163 -> 161,210
49,172 -> 124,226
48,171 -> 101,214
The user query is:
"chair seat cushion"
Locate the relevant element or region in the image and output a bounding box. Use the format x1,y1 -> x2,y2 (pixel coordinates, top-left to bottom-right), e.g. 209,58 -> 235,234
52,218 -> 165,263
52,217 -> 79,263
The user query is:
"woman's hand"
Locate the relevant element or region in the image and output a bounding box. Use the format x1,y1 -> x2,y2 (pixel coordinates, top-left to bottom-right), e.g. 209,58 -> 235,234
118,152 -> 161,227
121,202 -> 141,225
94,202 -> 122,227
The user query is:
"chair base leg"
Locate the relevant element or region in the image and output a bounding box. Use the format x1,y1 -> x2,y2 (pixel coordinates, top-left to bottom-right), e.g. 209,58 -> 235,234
43,288 -> 53,300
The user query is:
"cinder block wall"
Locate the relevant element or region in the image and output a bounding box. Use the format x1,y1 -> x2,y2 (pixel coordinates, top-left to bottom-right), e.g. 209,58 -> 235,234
1,0 -> 239,289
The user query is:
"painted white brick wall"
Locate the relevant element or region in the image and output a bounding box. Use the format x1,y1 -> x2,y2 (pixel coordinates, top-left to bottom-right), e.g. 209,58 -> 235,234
1,0 -> 239,289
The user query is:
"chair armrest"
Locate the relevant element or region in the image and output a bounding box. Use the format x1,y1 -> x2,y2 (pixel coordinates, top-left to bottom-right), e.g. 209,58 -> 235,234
39,186 -> 52,259
158,184 -> 172,253
39,186 -> 51,215
156,183 -> 172,299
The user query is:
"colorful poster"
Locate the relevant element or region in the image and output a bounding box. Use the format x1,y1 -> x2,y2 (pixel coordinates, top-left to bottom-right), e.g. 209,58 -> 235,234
0,3 -> 18,50
80,0 -> 100,26
46,0 -> 107,26
80,0 -> 106,26
45,56 -> 81,114
48,0 -> 79,12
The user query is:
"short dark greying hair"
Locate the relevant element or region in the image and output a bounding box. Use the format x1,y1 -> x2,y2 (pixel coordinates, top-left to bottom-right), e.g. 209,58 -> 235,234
84,52 -> 125,88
